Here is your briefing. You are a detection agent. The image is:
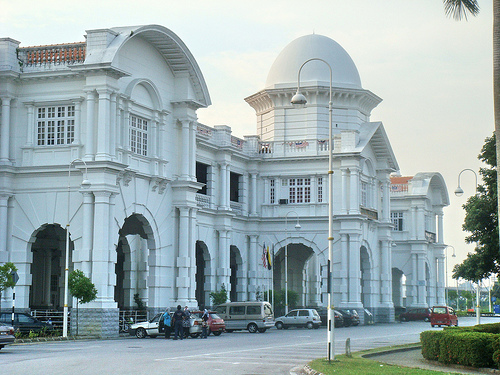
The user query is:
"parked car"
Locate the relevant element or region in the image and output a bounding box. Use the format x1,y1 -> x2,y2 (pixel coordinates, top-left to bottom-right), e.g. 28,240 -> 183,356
193,311 -> 225,336
399,308 -> 431,322
214,301 -> 274,333
0,312 -> 53,334
275,309 -> 322,330
337,309 -> 360,327
430,306 -> 458,327
0,322 -> 15,350
316,308 -> 344,328
130,312 -> 202,338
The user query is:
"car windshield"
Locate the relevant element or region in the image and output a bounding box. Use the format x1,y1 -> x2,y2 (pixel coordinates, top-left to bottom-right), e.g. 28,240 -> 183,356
433,307 -> 447,314
312,310 -> 320,318
209,313 -> 221,319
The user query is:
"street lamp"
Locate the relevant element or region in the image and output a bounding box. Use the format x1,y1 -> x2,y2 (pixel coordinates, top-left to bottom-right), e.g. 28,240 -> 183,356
455,168 -> 480,324
445,245 -> 456,307
284,211 -> 301,315
64,158 -> 91,337
291,57 -> 334,361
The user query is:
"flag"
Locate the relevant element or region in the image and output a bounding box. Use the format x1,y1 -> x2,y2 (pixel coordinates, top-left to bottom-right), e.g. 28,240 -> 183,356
266,245 -> 272,270
262,243 -> 267,269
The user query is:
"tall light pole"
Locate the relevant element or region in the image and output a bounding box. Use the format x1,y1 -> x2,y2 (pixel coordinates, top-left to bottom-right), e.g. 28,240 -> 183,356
64,158 -> 91,337
284,211 -> 301,315
445,245 -> 456,307
455,168 -> 480,324
291,57 -> 334,361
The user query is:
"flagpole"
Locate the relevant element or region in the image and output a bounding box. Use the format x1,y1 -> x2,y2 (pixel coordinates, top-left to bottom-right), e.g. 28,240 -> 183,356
271,245 -> 275,314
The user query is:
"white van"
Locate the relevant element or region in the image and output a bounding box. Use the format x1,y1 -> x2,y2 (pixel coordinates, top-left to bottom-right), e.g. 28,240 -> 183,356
214,301 -> 274,333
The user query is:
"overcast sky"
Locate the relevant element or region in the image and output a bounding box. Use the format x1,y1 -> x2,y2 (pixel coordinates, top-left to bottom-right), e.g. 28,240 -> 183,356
1,0 -> 494,285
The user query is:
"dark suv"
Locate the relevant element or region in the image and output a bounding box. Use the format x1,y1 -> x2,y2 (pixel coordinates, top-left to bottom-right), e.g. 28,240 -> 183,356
399,308 -> 431,322
0,312 -> 53,333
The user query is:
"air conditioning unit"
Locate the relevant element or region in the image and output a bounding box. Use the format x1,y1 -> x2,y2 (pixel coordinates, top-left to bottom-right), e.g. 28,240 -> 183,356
279,199 -> 288,205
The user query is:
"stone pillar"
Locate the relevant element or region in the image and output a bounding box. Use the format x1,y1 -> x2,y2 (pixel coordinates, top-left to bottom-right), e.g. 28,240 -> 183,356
436,255 -> 445,305
109,93 -> 117,157
181,120 -> 190,180
219,163 -> 229,210
25,103 -> 35,147
79,191 -> 94,276
250,172 -> 257,216
410,207 -> 417,240
189,121 -> 196,181
348,234 -> 362,305
341,168 -> 348,214
188,208 -> 197,305
95,89 -> 111,161
340,234 -> 348,304
217,230 -> 230,292
247,235 -> 258,300
74,100 -> 82,145
382,179 -> 391,221
380,240 -> 392,304
84,90 -> 96,161
410,253 -> 417,306
349,168 -> 359,214
176,207 -> 190,303
437,210 -> 444,244
0,195 -> 9,259
417,253 -> 426,306
0,97 -> 11,164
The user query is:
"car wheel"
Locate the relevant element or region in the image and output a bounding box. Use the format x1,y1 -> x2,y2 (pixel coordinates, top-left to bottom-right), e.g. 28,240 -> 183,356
275,321 -> 284,330
191,332 -> 200,338
306,322 -> 314,330
258,328 -> 266,333
213,330 -> 222,336
247,323 -> 258,333
136,327 -> 147,339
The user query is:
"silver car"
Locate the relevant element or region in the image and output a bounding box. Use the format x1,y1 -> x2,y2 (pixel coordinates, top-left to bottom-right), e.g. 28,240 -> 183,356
275,308 -> 322,330
130,312 -> 202,338
0,322 -> 15,350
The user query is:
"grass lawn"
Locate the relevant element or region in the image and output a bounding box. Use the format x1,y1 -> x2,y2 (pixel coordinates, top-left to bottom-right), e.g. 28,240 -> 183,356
309,347 -> 462,375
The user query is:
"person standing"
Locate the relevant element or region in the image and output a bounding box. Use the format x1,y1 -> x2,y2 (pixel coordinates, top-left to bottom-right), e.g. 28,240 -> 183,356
163,308 -> 172,339
201,309 -> 209,339
183,306 -> 191,339
173,305 -> 184,340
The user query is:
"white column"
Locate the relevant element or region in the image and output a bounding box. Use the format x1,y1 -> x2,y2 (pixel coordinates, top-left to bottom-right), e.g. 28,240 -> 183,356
0,195 -> 9,257
79,191 -> 94,276
190,121 -> 196,181
348,234 -> 361,304
349,168 -> 360,214
436,255 -> 445,305
177,207 -> 190,303
0,97 -> 11,163
381,240 -> 392,304
90,191 -> 115,307
382,179 -> 391,221
73,100 -> 82,145
250,172 -> 257,215
411,253 -> 417,306
417,253 -> 426,305
340,234 -> 348,304
248,235 -> 258,300
109,93 -> 117,157
84,90 -> 96,161
437,210 -> 444,244
95,89 -> 111,161
188,208 -> 197,304
217,230 -> 230,292
25,103 -> 35,146
341,168 -> 348,214
410,207 -> 417,240
220,163 -> 229,210
181,120 -> 190,180
417,207 -> 425,240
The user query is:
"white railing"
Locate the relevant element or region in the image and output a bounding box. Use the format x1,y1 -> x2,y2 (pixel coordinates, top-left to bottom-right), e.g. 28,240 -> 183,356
196,194 -> 211,208
390,184 -> 409,195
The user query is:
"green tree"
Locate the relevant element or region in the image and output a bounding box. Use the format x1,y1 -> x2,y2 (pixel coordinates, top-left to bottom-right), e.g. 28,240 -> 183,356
0,262 -> 17,311
453,134 -> 499,281
442,0 -> 500,265
69,270 -> 97,336
210,284 -> 228,306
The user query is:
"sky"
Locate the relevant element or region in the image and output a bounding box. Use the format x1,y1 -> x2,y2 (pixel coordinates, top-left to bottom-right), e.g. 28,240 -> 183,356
0,0 -> 494,286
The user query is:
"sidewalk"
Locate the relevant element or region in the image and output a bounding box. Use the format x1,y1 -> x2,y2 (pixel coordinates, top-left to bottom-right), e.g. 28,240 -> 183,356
368,346 -> 500,374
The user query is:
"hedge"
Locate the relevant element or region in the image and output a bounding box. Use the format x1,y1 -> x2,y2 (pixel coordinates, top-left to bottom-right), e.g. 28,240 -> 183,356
421,325 -> 499,368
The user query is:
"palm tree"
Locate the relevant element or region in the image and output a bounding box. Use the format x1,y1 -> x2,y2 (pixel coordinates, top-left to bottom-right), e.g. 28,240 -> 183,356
443,0 -> 500,261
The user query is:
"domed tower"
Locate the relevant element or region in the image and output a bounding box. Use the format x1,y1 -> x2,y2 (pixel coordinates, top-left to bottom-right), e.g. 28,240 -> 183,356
245,34 -> 382,143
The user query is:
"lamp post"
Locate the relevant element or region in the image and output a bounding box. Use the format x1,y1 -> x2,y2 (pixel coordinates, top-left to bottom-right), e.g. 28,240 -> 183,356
291,57 -> 334,361
445,245 -> 456,307
284,211 -> 301,315
64,158 -> 91,337
455,168 -> 480,324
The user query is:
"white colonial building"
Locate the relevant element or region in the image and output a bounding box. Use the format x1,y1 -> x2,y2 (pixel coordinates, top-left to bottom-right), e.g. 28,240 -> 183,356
0,25 -> 449,336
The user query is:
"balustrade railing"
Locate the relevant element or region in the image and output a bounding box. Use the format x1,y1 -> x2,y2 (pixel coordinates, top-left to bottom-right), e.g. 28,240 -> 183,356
18,43 -> 86,68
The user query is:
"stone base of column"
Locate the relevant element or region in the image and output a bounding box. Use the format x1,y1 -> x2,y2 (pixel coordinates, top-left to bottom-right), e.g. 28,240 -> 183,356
371,306 -> 395,324
70,307 -> 119,338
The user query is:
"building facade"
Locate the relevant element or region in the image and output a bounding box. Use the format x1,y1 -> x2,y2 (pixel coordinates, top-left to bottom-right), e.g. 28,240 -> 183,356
0,25 -> 449,336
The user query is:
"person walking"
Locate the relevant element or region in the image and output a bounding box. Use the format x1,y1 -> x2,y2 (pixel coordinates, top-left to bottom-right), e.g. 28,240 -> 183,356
163,308 -> 172,339
201,309 -> 209,339
173,305 -> 184,340
183,306 -> 191,339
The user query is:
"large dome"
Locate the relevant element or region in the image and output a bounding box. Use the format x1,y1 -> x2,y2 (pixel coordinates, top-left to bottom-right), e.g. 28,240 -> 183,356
265,34 -> 362,90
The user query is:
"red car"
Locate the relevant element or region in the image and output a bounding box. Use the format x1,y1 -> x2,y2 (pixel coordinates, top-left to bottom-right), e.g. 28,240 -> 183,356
193,311 -> 225,336
399,308 -> 431,322
430,306 -> 458,327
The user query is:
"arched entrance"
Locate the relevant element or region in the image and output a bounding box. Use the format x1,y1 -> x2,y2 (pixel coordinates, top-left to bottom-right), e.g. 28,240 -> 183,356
392,268 -> 406,308
360,246 -> 372,308
30,224 -> 70,309
114,214 -> 155,309
195,241 -> 211,308
230,246 -> 243,302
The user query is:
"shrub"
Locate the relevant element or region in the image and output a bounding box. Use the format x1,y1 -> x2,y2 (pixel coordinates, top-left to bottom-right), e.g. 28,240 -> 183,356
420,331 -> 442,361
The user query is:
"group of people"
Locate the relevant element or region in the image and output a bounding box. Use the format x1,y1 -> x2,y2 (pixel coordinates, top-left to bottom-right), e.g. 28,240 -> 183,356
161,305 -> 210,340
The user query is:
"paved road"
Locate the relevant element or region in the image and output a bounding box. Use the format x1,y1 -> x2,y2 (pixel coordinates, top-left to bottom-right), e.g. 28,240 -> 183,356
0,316 -> 496,375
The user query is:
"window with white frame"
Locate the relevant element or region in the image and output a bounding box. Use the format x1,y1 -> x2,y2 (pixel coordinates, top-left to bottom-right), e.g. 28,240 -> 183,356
317,177 -> 323,203
270,179 -> 275,204
288,178 -> 311,204
391,212 -> 404,231
37,105 -> 75,146
130,115 -> 148,156
361,181 -> 368,207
